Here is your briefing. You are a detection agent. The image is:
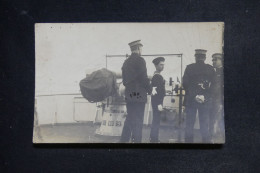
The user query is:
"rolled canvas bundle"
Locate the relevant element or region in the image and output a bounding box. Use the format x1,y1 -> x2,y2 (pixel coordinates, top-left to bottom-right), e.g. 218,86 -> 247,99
79,68 -> 117,102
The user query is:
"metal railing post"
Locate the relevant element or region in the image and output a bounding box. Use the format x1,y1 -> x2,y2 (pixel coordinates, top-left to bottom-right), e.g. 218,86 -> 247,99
178,54 -> 183,141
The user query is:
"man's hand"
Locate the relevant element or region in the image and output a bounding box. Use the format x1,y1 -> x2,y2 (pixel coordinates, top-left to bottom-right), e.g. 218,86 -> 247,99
152,87 -> 157,96
158,104 -> 163,111
122,112 -> 127,118
195,95 -> 205,103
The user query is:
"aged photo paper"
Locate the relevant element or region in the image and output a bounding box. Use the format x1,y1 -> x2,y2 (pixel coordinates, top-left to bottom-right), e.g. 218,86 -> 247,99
33,22 -> 224,143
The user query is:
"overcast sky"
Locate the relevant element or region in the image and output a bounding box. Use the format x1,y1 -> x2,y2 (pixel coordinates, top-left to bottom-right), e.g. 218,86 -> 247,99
35,22 -> 224,95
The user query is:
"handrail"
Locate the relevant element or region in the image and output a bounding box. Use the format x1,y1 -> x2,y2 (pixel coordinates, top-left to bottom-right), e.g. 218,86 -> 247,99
106,53 -> 182,57
36,93 -> 82,97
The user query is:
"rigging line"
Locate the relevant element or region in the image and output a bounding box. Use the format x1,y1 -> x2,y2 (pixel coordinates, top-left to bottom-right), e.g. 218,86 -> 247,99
172,30 -> 186,80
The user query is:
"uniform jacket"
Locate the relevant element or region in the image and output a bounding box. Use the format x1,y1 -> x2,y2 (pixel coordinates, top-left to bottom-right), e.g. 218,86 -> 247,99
183,61 -> 215,106
122,53 -> 152,103
151,73 -> 165,106
212,67 -> 224,106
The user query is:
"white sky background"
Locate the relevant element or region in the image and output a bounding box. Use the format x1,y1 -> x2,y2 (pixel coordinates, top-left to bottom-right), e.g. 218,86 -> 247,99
35,23 -> 224,95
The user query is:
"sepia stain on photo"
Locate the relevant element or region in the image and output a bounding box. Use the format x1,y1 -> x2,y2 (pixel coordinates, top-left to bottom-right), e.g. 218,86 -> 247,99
33,22 -> 224,144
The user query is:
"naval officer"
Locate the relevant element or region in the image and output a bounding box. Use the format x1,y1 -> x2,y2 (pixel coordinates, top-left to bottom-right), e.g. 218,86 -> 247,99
210,53 -> 224,141
183,49 -> 215,143
120,40 -> 152,143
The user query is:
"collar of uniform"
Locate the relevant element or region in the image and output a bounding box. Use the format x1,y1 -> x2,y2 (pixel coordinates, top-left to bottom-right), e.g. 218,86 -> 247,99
216,66 -> 223,72
154,71 -> 161,75
131,53 -> 139,56
195,60 -> 205,64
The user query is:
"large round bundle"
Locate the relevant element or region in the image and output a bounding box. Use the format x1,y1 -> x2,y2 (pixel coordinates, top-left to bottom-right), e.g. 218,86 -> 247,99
79,68 -> 117,102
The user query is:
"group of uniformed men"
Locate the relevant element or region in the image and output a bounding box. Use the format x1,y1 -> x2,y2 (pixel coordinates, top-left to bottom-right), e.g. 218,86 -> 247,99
120,40 -> 224,143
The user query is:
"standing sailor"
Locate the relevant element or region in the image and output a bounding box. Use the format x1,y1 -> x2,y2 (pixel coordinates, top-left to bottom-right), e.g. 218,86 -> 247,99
150,57 -> 166,143
183,49 -> 215,143
210,53 -> 224,142
120,40 -> 152,143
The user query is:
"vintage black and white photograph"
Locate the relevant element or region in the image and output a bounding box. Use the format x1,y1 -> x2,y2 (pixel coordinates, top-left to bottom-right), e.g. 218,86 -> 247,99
33,22 -> 224,144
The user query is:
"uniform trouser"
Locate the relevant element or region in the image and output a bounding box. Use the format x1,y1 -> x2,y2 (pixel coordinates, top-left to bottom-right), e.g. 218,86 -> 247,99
185,102 -> 210,143
209,104 -> 224,140
120,102 -> 145,143
150,103 -> 161,142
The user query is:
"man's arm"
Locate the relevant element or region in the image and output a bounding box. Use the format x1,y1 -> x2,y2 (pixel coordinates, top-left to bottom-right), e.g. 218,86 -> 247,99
183,65 -> 190,90
208,66 -> 217,100
137,58 -> 152,94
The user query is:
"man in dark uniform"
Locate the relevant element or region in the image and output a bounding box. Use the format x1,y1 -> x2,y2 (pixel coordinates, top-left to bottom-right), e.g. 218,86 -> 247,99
150,57 -> 166,142
183,49 -> 215,143
120,40 -> 152,143
210,53 -> 224,142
